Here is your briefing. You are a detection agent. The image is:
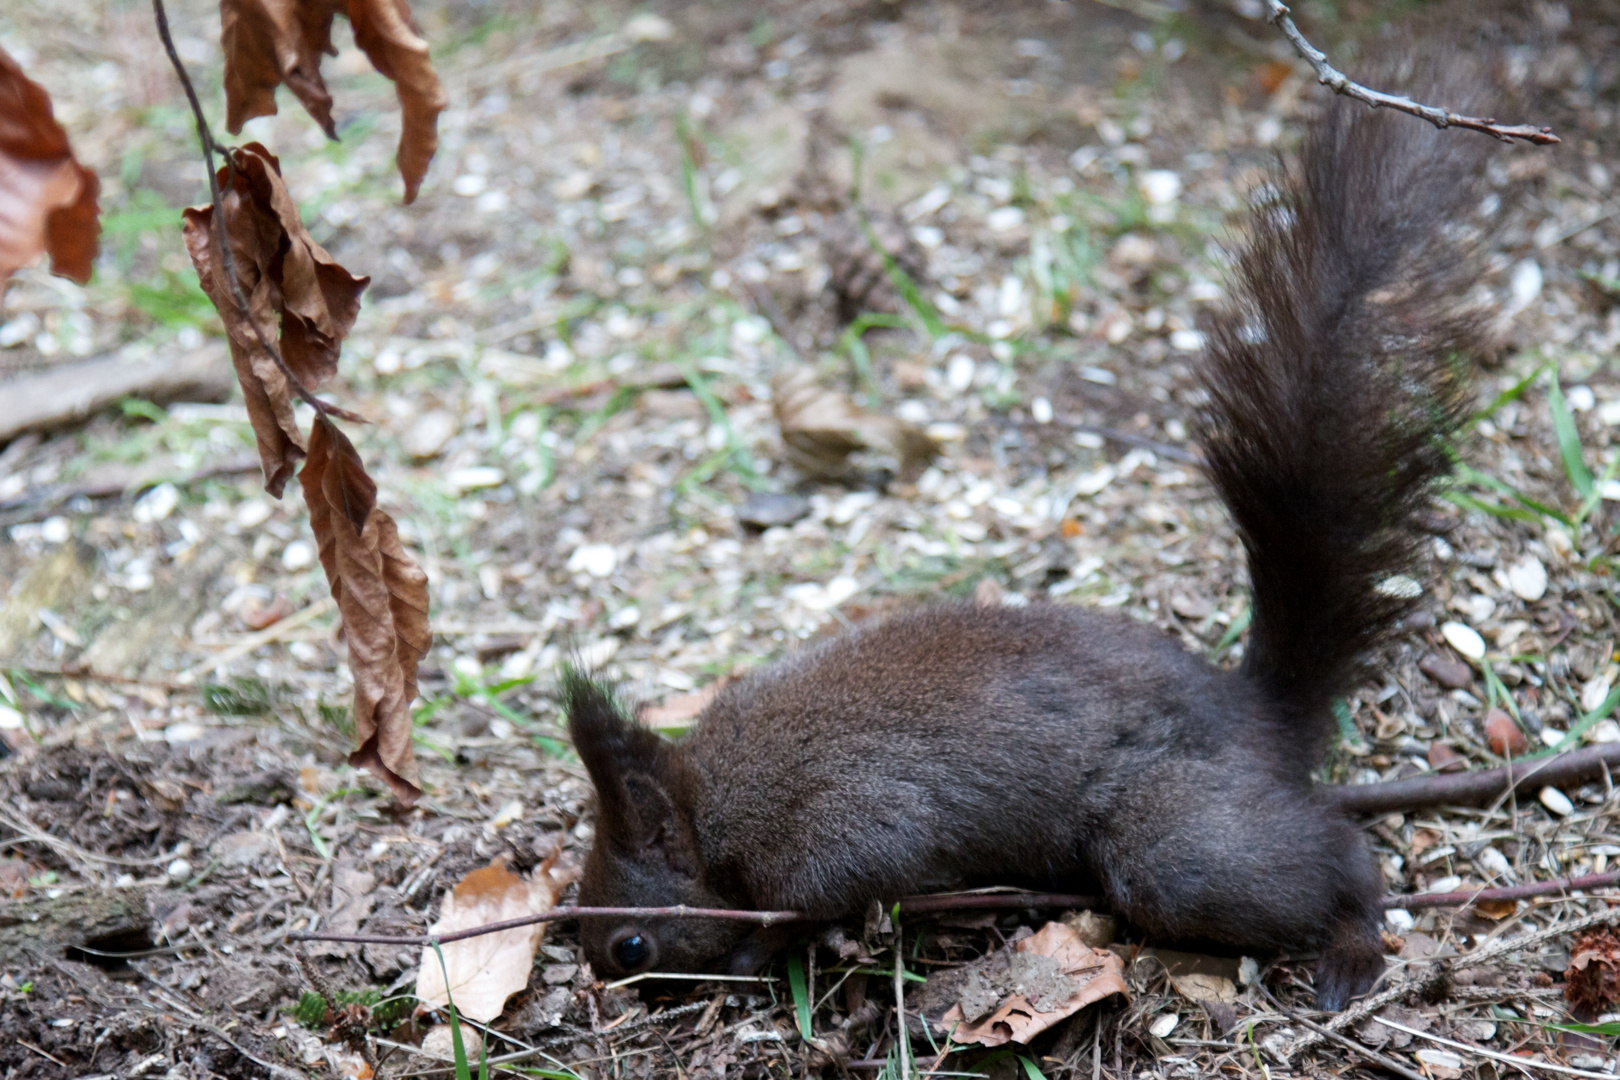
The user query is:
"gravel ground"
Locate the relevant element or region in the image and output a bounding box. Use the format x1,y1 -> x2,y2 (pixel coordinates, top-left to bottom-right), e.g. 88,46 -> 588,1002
4,0 -> 1620,1077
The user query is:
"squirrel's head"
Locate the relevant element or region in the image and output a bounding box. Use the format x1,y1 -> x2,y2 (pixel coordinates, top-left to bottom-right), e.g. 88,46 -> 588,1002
563,670 -> 749,979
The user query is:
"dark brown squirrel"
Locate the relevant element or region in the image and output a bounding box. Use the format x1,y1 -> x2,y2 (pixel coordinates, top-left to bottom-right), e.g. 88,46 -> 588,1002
563,83 -> 1506,1010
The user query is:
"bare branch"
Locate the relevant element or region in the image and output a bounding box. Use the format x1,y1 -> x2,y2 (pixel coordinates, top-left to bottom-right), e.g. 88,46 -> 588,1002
1393,868 -> 1620,911
1331,742 -> 1620,816
1262,1 -> 1559,145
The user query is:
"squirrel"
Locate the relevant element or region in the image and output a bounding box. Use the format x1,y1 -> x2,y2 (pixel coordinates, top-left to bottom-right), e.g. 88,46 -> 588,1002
563,80 -> 1505,1010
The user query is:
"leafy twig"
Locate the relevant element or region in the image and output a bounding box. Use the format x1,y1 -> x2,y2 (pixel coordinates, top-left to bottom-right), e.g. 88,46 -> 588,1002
1262,1 -> 1559,145
150,0 -> 361,424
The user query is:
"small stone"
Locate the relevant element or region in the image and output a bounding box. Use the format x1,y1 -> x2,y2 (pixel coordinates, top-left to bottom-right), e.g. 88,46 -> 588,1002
1539,786 -> 1574,816
1589,720 -> 1620,744
1584,674 -> 1614,715
0,705 -> 22,730
1416,1049 -> 1463,1072
1137,169 -> 1181,206
1484,708 -> 1529,756
133,482 -> 180,523
1440,621 -> 1486,661
737,492 -> 811,530
1419,653 -> 1473,690
1474,846 -> 1514,882
623,12 -> 674,41
567,543 -> 617,578
235,500 -> 273,529
1148,1013 -> 1178,1039
987,206 -> 1026,232
447,466 -> 505,493
402,410 -> 458,459
1384,908 -> 1415,933
1427,742 -> 1465,772
164,721 -> 206,744
167,858 -> 192,880
280,540 -> 315,571
452,173 -> 487,197
1506,555 -> 1548,602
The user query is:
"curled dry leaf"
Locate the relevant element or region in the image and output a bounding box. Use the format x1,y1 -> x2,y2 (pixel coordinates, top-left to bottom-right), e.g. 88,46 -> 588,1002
770,368 -> 938,481
913,921 -> 1128,1047
0,47 -> 100,289
219,0 -> 446,203
220,0 -> 340,138
182,143 -> 368,496
346,0 -> 446,203
415,855 -> 565,1023
300,415 -> 431,803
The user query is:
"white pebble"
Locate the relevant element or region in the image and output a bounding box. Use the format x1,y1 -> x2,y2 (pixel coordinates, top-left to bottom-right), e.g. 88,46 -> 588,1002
1031,397 -> 1053,424
1073,465 -> 1116,497
452,173 -> 487,197
1539,786 -> 1574,816
1148,1013 -> 1178,1039
164,722 -> 206,744
945,354 -> 976,392
1583,675 -> 1613,715
1137,169 -> 1181,206
567,542 -> 618,578
1440,621 -> 1486,661
986,206 -> 1026,232
447,466 -> 505,493
1568,385 -> 1596,412
235,500 -> 273,529
1506,555 -> 1548,601
0,705 -> 23,730
1168,329 -> 1204,352
1589,719 -> 1620,744
167,858 -> 192,880
1509,259 -> 1543,310
1545,526 -> 1574,557
280,540 -> 315,571
1384,908 -> 1415,933
1416,1050 -> 1463,1071
133,482 -> 180,523
1475,846 -> 1514,882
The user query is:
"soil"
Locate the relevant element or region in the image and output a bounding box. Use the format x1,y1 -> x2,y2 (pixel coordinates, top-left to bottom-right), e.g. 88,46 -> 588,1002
3,0 -> 1620,1077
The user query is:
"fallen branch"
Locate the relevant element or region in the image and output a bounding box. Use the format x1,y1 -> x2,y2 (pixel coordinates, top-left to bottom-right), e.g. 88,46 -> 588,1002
1391,869 -> 1620,910
1331,743 -> 1620,815
0,345 -> 232,444
1262,0 -> 1558,145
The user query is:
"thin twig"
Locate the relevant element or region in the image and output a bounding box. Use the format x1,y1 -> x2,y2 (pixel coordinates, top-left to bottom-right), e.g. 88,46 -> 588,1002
1393,869 -> 1620,910
150,0 -> 358,425
1256,983 -> 1426,1080
1262,1 -> 1558,144
1376,1016 -> 1613,1079
1333,743 -> 1620,815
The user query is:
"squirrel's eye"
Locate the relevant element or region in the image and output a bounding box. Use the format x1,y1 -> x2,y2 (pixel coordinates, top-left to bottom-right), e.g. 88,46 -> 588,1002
612,932 -> 652,971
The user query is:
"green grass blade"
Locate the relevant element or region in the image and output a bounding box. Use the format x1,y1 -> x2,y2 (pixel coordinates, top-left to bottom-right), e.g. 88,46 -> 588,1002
787,950 -> 813,1040
1548,372 -> 1595,500
1210,607 -> 1251,658
1020,1056 -> 1052,1080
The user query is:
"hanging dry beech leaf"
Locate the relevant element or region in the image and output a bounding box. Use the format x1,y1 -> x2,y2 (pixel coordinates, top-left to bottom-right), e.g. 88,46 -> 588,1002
182,143 -> 368,496
220,0 -> 340,138
346,0 -> 447,204
771,368 -> 938,482
300,414 -> 431,803
415,855 -> 564,1023
0,48 -> 100,289
218,0 -> 446,203
917,922 -> 1128,1047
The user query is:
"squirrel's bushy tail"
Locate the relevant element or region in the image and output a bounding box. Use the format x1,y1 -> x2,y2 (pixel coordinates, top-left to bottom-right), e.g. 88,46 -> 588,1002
1201,79 -> 1499,760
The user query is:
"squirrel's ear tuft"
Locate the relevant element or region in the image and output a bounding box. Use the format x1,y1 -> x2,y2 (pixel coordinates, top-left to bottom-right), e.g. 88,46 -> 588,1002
562,668 -> 665,825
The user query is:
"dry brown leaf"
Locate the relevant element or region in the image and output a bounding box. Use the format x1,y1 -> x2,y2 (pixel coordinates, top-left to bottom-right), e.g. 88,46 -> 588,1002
182,143 -> 368,495
345,0 -> 446,204
635,675 -> 736,730
924,922 -> 1128,1047
300,414 -> 431,804
0,47 -> 100,290
1567,927 -> 1620,1021
415,855 -> 563,1023
217,0 -> 444,202
220,0 -> 340,138
771,368 -> 938,481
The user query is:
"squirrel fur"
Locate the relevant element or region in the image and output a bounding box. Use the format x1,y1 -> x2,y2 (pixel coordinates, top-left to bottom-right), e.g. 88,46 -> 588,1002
565,83 -> 1501,1010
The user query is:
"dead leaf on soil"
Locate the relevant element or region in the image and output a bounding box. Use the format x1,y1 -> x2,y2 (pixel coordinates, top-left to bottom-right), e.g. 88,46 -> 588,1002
345,0 -> 447,204
1567,927 -> 1620,1021
770,368 -> 938,481
415,855 -> 564,1023
310,858 -> 378,957
635,675 -> 735,730
182,143 -> 368,496
0,47 -> 100,291
300,414 -> 431,804
218,0 -> 446,203
915,921 -> 1128,1047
